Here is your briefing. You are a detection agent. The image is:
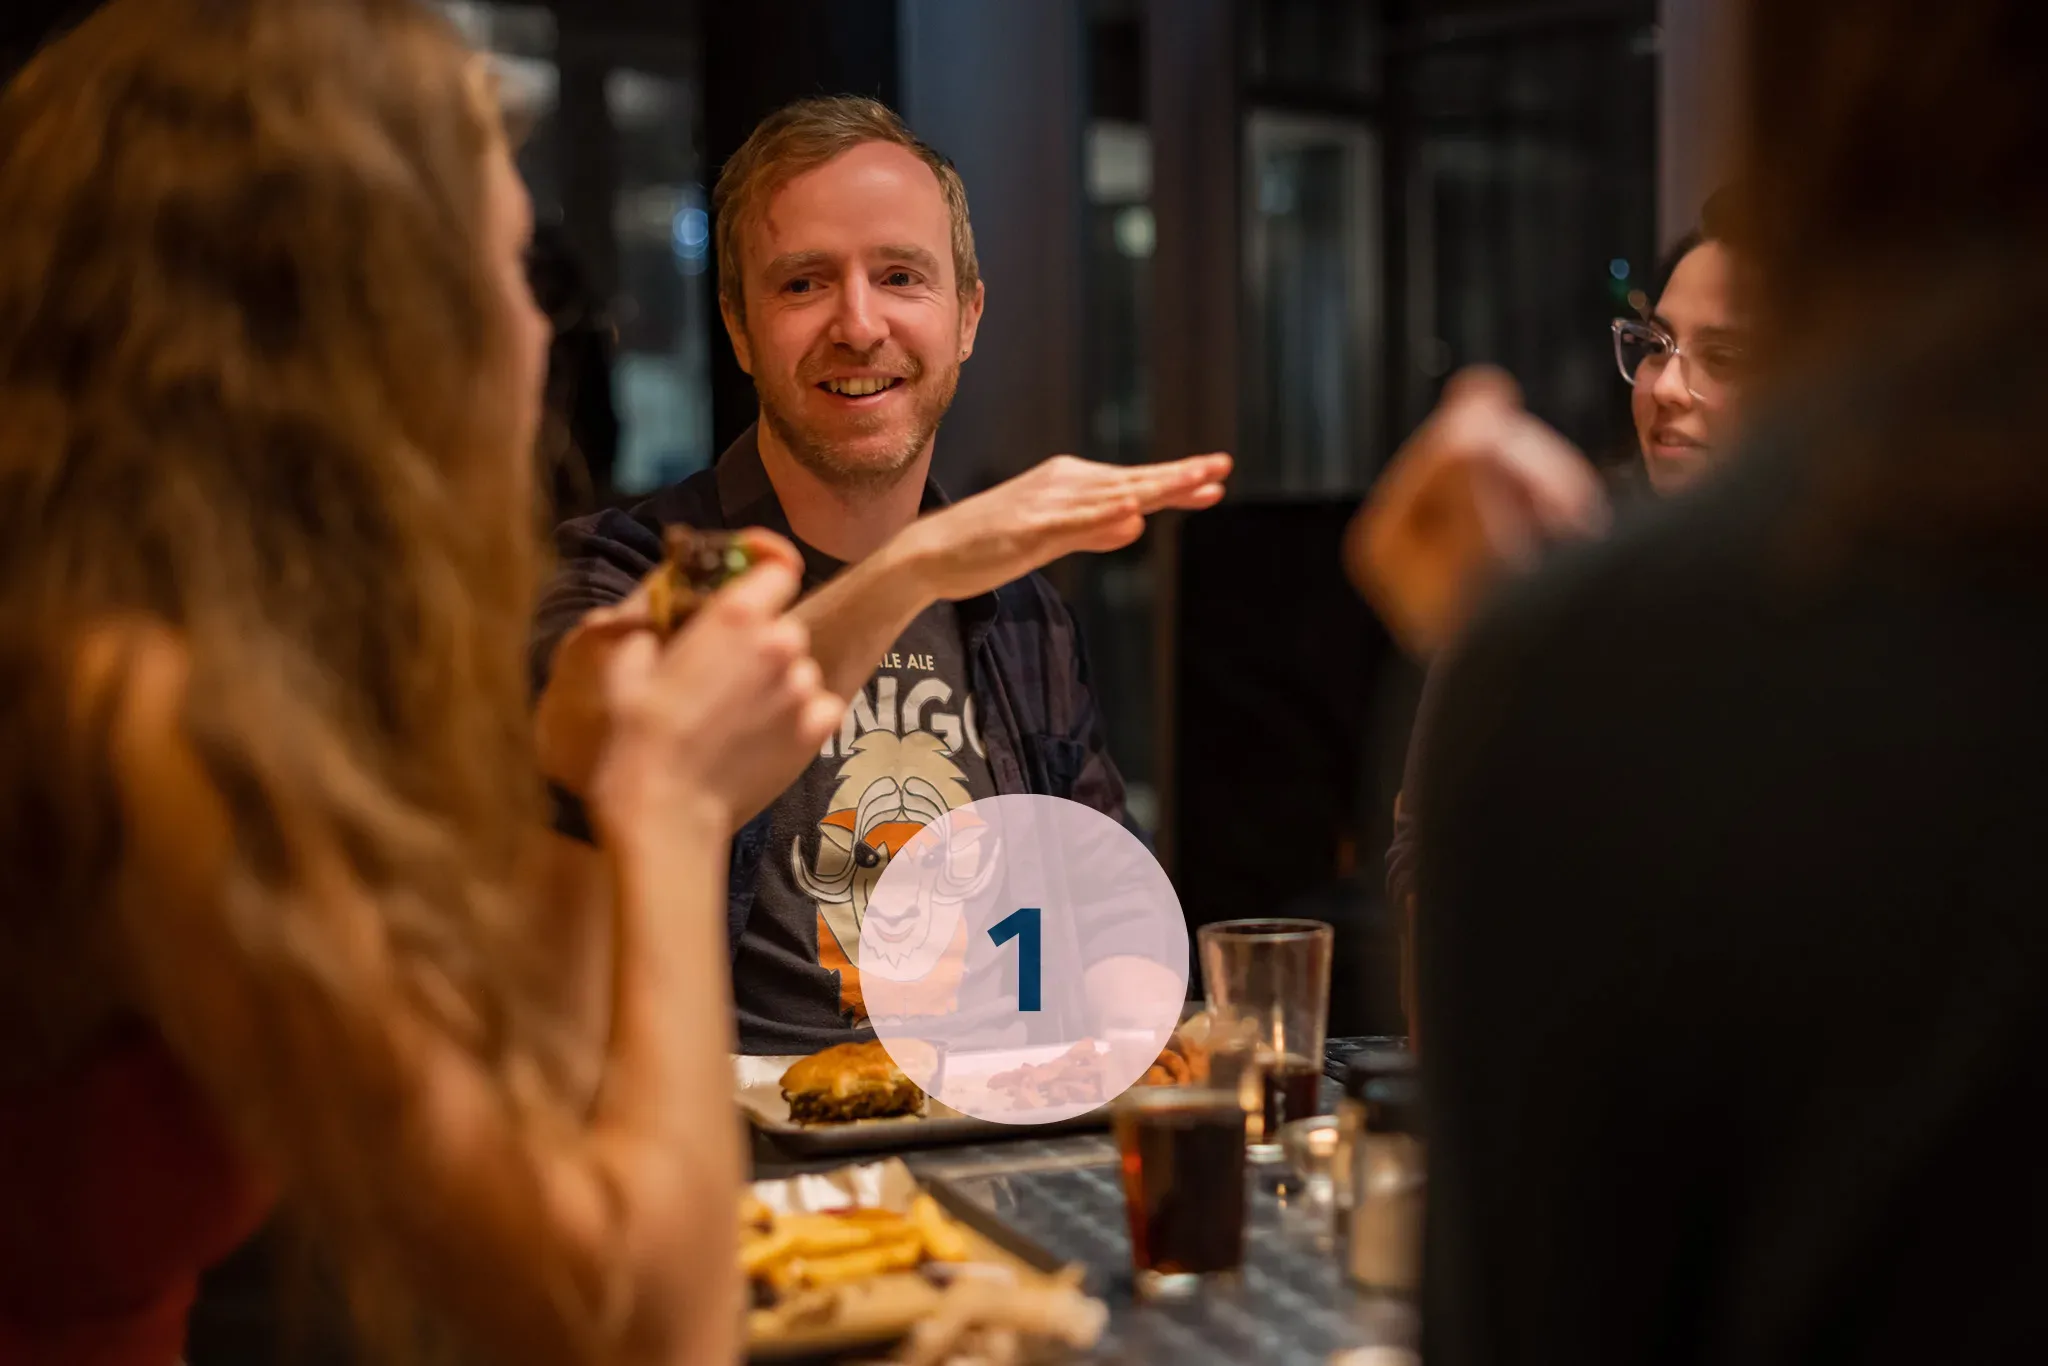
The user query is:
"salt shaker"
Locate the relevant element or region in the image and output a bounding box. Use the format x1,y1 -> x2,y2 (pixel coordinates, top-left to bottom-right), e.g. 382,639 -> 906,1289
1343,1073 -> 1424,1295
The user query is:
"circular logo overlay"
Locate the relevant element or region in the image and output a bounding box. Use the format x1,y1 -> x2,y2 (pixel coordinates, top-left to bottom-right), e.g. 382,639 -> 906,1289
859,794 -> 1189,1124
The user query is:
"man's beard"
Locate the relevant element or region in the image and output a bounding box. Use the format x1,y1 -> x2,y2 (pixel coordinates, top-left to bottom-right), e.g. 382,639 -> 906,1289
756,342 -> 962,496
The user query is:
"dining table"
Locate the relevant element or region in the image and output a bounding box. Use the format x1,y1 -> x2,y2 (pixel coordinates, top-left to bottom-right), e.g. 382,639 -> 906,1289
749,1036 -> 1419,1366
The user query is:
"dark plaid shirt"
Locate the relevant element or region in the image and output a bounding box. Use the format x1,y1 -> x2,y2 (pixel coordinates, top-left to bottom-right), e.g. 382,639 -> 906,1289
532,424 -> 1138,960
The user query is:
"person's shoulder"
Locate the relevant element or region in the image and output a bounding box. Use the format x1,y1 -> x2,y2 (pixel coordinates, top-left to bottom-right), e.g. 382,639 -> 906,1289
632,463 -> 725,529
991,568 -> 1070,625
984,570 -> 1090,671
552,465 -> 723,565
1431,451 -> 1795,758
972,572 -> 1088,715
66,621 -> 237,920
536,466 -> 726,675
1490,450 -> 1790,649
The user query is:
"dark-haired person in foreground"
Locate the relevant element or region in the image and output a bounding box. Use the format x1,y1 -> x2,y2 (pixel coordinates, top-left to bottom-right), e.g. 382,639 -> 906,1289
534,95 -> 1229,1054
1409,1 -> 2048,1361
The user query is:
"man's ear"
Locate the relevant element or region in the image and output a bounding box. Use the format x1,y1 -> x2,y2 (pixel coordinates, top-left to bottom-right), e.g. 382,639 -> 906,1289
721,294 -> 754,375
956,279 -> 986,363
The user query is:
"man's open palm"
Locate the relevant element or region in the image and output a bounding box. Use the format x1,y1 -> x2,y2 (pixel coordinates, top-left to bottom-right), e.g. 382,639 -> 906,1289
901,451 -> 1232,602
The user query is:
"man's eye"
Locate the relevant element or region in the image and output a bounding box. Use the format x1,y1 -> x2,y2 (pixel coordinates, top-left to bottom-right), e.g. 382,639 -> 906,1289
883,270 -> 914,287
784,278 -> 816,295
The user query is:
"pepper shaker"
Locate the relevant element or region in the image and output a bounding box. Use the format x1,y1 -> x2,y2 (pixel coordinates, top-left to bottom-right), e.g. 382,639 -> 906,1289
1334,1047 -> 1415,1213
1343,1072 -> 1424,1295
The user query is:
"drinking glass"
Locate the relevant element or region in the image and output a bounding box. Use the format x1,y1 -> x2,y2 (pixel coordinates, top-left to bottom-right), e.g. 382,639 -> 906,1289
1112,1085 -> 1248,1299
1198,918 -> 1333,1160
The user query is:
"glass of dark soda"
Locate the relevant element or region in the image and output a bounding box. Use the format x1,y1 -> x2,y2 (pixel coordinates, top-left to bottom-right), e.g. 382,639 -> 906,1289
1113,1085 -> 1249,1299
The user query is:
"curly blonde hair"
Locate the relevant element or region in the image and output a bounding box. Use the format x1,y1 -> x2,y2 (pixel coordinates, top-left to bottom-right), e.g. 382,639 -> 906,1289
0,0 -> 572,1350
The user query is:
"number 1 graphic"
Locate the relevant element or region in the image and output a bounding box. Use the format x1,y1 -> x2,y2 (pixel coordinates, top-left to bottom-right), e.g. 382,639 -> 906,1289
989,907 -> 1043,1012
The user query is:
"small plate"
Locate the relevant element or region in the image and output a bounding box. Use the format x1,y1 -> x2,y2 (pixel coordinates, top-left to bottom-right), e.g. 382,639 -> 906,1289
738,1008 -> 1211,1155
735,1047 -> 1114,1155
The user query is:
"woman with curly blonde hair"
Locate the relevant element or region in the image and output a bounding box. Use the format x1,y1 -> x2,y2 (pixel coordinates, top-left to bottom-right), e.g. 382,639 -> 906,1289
0,1 -> 840,1362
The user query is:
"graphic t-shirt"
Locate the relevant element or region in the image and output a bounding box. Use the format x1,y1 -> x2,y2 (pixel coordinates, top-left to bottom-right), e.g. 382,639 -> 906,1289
734,583 -> 996,1055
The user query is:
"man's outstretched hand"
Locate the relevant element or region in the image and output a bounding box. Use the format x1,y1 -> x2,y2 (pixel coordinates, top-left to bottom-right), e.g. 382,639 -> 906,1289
797,450 -> 1232,706
896,451 -> 1232,603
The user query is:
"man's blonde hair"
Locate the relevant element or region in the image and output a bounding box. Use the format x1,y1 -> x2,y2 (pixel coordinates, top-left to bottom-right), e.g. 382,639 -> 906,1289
714,95 -> 979,322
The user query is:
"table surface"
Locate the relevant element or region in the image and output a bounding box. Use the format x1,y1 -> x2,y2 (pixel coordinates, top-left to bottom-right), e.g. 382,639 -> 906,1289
751,1037 -> 1417,1365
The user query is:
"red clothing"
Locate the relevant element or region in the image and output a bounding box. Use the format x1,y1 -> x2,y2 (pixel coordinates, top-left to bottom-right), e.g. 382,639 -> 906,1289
0,1027 -> 272,1366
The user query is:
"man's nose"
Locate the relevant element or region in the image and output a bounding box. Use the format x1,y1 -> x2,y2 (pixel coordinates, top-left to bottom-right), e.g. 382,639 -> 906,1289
828,276 -> 887,352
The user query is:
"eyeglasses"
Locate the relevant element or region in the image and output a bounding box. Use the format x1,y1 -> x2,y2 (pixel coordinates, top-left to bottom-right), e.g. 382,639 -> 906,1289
1611,319 -> 1747,404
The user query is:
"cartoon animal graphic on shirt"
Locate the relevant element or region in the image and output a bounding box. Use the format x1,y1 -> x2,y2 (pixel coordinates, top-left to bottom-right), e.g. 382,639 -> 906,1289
792,730 -> 992,1019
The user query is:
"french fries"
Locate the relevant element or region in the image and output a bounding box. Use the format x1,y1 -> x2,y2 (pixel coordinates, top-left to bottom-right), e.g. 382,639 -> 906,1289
910,1194 -> 971,1263
745,1183 -> 1108,1358
742,1229 -> 800,1278
777,1236 -> 926,1293
742,1192 -> 979,1301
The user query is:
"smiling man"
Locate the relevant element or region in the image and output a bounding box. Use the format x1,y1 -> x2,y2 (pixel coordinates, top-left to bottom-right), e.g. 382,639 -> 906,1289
533,97 -> 1228,1054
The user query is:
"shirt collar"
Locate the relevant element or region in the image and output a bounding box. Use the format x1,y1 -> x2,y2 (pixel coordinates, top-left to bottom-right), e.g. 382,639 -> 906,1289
712,423 -> 996,637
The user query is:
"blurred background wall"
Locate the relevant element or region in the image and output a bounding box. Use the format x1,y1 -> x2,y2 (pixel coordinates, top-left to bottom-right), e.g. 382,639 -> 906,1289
3,0 -> 1714,1036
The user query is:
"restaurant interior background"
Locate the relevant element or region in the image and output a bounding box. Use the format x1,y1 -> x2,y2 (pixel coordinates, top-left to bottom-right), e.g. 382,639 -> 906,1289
436,0 -> 1684,1041
0,0 -> 1724,1042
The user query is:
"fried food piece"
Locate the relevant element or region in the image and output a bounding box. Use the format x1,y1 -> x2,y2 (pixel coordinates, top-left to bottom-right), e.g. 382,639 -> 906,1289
1137,1028 -> 1212,1088
744,1192 -> 1105,1357
891,1036 -> 943,1091
910,1194 -> 971,1263
742,1198 -> 978,1301
742,1228 -> 801,1278
988,1040 -> 1107,1109
645,525 -> 753,635
896,1275 -> 1109,1366
753,1277 -> 926,1334
776,1215 -> 882,1258
781,1236 -> 926,1290
779,1041 -> 926,1124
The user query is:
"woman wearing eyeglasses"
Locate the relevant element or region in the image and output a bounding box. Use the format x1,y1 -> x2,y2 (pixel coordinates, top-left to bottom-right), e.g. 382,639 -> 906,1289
1353,190 -> 1750,656
1614,189 -> 1749,495
1349,193 -> 1747,1041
